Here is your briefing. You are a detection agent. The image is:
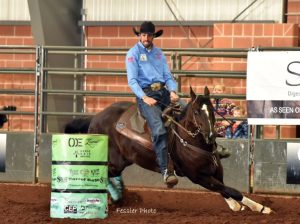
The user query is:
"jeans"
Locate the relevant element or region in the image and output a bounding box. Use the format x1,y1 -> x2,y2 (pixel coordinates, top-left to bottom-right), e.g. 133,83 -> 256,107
137,88 -> 170,174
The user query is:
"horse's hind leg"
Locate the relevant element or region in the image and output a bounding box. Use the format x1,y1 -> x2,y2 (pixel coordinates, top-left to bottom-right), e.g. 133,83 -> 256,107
107,144 -> 132,203
108,176 -> 124,202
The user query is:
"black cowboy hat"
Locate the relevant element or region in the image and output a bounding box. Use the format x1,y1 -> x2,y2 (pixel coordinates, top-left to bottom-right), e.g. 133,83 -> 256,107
133,21 -> 163,38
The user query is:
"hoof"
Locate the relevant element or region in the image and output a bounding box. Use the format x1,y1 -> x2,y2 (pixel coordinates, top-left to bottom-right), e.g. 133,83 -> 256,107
260,206 -> 273,214
232,204 -> 245,212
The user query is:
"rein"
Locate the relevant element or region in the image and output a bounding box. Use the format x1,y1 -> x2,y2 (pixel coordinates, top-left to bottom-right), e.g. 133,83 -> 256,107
162,111 -> 218,163
170,122 -> 218,168
161,99 -> 218,168
162,113 -> 203,138
213,108 -> 235,125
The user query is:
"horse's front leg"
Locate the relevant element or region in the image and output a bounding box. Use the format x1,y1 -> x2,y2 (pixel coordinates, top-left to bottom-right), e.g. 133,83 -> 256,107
195,175 -> 273,214
240,196 -> 272,214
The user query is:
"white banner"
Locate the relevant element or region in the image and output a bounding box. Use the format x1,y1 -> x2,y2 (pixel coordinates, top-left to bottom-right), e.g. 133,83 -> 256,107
287,142 -> 300,184
0,134 -> 6,172
247,51 -> 300,125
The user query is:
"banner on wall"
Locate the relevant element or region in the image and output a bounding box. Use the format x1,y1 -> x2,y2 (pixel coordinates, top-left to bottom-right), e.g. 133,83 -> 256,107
0,134 -> 6,172
247,51 -> 300,125
287,142 -> 300,184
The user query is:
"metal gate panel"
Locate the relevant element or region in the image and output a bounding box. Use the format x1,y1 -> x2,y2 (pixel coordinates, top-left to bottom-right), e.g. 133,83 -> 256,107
38,135 -> 250,192
0,133 -> 35,183
217,139 -> 249,193
38,134 -> 52,183
253,140 -> 300,194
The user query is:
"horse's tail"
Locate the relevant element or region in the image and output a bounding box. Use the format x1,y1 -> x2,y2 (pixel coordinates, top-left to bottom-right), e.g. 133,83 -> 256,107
64,117 -> 92,134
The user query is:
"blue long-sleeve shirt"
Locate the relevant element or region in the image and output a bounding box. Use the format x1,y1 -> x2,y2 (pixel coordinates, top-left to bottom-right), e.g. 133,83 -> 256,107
225,121 -> 248,139
125,41 -> 177,99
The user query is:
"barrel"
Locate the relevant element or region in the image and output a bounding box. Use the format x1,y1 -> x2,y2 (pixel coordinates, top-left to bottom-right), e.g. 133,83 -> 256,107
50,134 -> 108,219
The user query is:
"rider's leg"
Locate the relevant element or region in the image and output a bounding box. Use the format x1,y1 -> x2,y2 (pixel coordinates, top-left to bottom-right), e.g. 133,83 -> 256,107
137,95 -> 178,186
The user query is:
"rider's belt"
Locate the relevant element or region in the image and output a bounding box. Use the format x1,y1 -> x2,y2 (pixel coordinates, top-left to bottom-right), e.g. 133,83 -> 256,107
143,82 -> 165,92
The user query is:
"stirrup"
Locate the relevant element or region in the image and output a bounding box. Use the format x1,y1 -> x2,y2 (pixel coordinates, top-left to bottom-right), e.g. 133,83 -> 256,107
163,170 -> 178,188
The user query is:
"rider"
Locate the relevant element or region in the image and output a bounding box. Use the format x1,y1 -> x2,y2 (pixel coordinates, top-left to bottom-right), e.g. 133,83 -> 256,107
125,21 -> 179,186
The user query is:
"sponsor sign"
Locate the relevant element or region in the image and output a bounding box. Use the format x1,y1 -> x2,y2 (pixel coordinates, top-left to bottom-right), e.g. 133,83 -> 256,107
52,134 -> 108,162
50,192 -> 108,219
0,134 -> 6,172
287,142 -> 300,184
51,134 -> 108,219
247,51 -> 300,125
51,165 -> 108,189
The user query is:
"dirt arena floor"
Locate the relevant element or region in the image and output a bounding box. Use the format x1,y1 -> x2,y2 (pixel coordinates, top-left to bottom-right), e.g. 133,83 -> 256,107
0,183 -> 299,224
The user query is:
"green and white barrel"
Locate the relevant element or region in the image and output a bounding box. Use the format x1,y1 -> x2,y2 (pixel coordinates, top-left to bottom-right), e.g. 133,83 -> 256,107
50,134 -> 108,219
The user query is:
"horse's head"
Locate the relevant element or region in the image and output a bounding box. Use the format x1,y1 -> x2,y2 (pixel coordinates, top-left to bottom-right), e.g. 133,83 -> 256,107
186,86 -> 216,145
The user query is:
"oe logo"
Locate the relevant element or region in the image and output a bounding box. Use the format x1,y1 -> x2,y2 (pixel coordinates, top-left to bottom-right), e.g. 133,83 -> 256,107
68,138 -> 83,147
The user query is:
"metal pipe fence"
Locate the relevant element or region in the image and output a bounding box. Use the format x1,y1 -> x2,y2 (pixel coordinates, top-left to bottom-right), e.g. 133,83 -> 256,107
0,46 -> 36,120
1,45 -> 299,186
3,44 -> 297,137
3,45 -> 299,136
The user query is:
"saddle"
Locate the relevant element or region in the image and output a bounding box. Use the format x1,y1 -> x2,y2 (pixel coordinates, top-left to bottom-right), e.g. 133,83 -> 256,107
115,103 -> 182,181
115,103 -> 182,151
116,105 -> 152,150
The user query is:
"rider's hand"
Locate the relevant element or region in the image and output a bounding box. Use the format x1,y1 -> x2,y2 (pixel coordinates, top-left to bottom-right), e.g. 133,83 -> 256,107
142,96 -> 157,106
170,91 -> 179,103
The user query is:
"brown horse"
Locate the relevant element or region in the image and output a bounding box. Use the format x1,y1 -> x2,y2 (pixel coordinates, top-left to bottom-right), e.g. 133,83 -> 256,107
87,87 -> 272,214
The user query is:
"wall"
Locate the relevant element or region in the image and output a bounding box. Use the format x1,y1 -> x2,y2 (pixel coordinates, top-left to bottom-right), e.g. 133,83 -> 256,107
85,25 -> 213,112
83,0 -> 284,22
0,0 -> 299,136
0,25 -> 35,131
287,0 -> 300,45
84,23 -> 299,139
212,23 -> 299,138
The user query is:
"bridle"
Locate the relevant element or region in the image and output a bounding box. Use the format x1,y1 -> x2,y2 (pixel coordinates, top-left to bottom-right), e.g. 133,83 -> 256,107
161,98 -> 218,168
162,109 -> 204,139
163,103 -> 218,168
163,100 -> 216,148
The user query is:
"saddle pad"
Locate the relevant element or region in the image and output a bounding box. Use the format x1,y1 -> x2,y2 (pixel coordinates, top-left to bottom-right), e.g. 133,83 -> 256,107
116,105 -> 152,150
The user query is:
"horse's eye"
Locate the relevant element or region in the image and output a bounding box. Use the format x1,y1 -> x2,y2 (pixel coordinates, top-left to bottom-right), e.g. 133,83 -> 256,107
194,110 -> 199,115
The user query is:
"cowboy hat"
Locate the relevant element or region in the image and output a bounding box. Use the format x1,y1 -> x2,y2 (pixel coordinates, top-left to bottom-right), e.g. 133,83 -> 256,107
133,21 -> 163,38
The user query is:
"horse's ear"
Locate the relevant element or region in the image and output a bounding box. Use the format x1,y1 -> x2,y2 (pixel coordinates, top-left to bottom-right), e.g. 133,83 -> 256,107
190,86 -> 196,100
204,86 -> 210,97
